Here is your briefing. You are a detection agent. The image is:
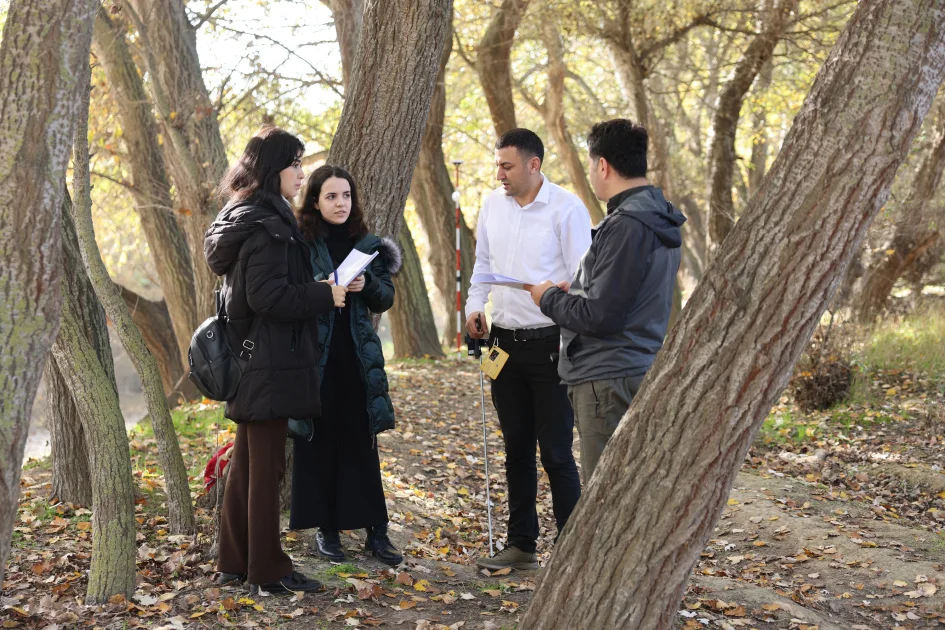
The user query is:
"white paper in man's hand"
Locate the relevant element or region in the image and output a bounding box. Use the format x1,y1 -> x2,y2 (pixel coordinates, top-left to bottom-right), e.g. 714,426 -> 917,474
335,250 -> 379,287
470,271 -> 533,290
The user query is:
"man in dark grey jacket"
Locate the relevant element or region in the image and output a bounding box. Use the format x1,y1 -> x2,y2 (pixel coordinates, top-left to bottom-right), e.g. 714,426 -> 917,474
527,119 -> 686,483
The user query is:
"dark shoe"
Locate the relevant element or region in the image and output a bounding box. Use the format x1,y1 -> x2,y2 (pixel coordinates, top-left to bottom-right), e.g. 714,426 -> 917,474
313,528 -> 345,562
476,546 -> 539,571
250,570 -> 321,596
365,524 -> 403,566
215,571 -> 246,586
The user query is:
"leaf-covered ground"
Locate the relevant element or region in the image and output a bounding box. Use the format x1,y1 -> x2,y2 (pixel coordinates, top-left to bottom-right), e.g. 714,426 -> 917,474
4,356 -> 945,629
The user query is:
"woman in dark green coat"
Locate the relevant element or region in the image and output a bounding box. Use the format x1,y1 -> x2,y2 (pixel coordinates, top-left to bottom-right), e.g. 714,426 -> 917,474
290,165 -> 403,566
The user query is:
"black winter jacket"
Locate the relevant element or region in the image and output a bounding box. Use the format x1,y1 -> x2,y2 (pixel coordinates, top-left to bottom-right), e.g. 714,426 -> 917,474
308,234 -> 401,437
204,191 -> 334,422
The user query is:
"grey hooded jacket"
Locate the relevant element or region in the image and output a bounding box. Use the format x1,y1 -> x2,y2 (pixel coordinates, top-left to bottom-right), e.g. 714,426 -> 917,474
539,186 -> 686,385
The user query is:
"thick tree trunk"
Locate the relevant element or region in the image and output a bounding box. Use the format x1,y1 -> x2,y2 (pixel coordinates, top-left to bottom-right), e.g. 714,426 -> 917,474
707,0 -> 798,250
389,227 -> 445,358
49,201 -> 136,604
327,0 -> 452,357
92,8 -> 198,368
120,284 -> 201,403
857,103 -> 945,320
125,0 -> 229,321
475,0 -> 529,135
45,200 -> 117,507
410,21 -> 477,350
0,0 -> 98,588
521,2 -> 945,628
71,66 -> 196,535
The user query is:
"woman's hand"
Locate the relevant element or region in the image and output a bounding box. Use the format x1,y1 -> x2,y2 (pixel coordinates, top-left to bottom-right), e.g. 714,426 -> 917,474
347,275 -> 366,293
320,278 -> 348,307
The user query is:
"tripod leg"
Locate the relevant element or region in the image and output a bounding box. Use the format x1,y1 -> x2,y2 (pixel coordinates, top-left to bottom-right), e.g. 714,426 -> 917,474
479,362 -> 494,556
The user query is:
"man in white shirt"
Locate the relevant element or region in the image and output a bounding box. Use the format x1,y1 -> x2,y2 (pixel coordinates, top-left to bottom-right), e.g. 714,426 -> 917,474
466,128 -> 592,570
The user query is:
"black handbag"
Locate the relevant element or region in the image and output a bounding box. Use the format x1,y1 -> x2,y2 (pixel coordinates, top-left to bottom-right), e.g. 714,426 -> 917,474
287,417 -> 315,441
188,290 -> 258,401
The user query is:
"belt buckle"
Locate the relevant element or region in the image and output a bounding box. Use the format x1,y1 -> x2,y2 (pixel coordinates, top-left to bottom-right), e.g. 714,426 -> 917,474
513,329 -> 523,342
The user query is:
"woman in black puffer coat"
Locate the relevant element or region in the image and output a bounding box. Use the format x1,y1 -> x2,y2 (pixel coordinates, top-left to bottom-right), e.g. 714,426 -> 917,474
204,127 -> 346,595
289,165 -> 403,566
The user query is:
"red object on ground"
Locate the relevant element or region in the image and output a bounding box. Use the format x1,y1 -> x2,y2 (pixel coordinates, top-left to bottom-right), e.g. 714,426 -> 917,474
204,441 -> 234,490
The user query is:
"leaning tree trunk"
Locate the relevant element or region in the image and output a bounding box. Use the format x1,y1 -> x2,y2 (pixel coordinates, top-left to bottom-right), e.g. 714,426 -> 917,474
475,0 -> 530,135
748,57 -> 774,197
49,195 -> 136,604
857,102 -> 945,321
44,360 -> 93,506
71,66 -> 196,535
707,0 -> 798,251
125,0 -> 229,321
521,1 -> 945,628
92,8 -> 198,368
389,227 -> 445,357
410,19 -> 477,350
45,198 -> 117,507
326,0 -> 453,357
0,0 -> 98,588
119,284 -> 202,403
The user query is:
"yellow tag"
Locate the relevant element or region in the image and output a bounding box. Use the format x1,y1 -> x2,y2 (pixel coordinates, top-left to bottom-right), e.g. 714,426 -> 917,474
480,345 -> 510,379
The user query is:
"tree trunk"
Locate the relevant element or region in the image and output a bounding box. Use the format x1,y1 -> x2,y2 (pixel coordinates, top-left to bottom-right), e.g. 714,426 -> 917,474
45,199 -> 117,507
120,284 -> 201,403
125,0 -> 229,321
389,227 -> 445,358
521,2 -> 945,628
49,200 -> 136,604
537,18 -> 604,223
323,0 -> 364,89
92,8 -> 198,368
410,20 -> 477,350
857,103 -> 945,320
0,0 -> 98,588
707,0 -> 798,251
326,0 -> 452,357
475,0 -> 530,135
748,58 -> 774,197
71,64 -> 196,535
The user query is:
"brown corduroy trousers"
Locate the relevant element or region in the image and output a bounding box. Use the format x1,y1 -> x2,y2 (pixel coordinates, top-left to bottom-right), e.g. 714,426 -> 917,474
216,419 -> 293,585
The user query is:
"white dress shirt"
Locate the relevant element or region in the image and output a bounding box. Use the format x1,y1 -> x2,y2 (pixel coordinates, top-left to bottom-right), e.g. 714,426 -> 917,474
465,176 -> 592,330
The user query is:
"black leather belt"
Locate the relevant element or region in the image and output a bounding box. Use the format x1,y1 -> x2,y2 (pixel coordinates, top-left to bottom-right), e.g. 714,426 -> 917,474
491,324 -> 560,342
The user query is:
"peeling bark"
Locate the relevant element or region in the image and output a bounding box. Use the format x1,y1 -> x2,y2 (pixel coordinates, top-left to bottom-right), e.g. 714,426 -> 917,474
521,2 -> 945,627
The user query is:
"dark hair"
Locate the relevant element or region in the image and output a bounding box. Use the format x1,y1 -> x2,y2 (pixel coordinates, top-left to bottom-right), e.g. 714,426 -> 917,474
495,128 -> 544,166
218,126 -> 304,201
587,119 -> 648,179
297,165 -> 369,242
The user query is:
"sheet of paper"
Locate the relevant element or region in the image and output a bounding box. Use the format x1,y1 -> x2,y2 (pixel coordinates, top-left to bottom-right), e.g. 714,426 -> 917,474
470,271 -> 533,290
335,249 -> 379,287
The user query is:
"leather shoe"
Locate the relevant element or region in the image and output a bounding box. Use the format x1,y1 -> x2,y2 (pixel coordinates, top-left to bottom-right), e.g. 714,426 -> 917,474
250,570 -> 321,596
365,524 -> 403,566
314,528 -> 345,562
215,572 -> 246,586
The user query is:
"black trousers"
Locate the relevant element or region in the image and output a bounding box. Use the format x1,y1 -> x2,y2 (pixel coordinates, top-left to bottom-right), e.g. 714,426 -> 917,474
489,334 -> 581,553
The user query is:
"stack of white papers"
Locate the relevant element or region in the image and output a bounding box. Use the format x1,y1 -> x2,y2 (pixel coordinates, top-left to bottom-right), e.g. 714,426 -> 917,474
335,250 -> 379,287
470,272 -> 532,290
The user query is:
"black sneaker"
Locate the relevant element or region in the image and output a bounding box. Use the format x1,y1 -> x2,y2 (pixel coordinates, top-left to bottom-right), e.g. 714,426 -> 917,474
365,524 -> 403,566
250,570 -> 321,596
214,572 -> 246,586
313,529 -> 345,562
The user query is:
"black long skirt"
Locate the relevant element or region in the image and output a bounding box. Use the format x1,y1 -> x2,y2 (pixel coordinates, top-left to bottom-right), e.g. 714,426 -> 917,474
289,313 -> 389,531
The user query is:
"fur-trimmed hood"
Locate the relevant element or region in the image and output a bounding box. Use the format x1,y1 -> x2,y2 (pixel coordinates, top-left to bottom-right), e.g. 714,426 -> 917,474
376,236 -> 403,276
